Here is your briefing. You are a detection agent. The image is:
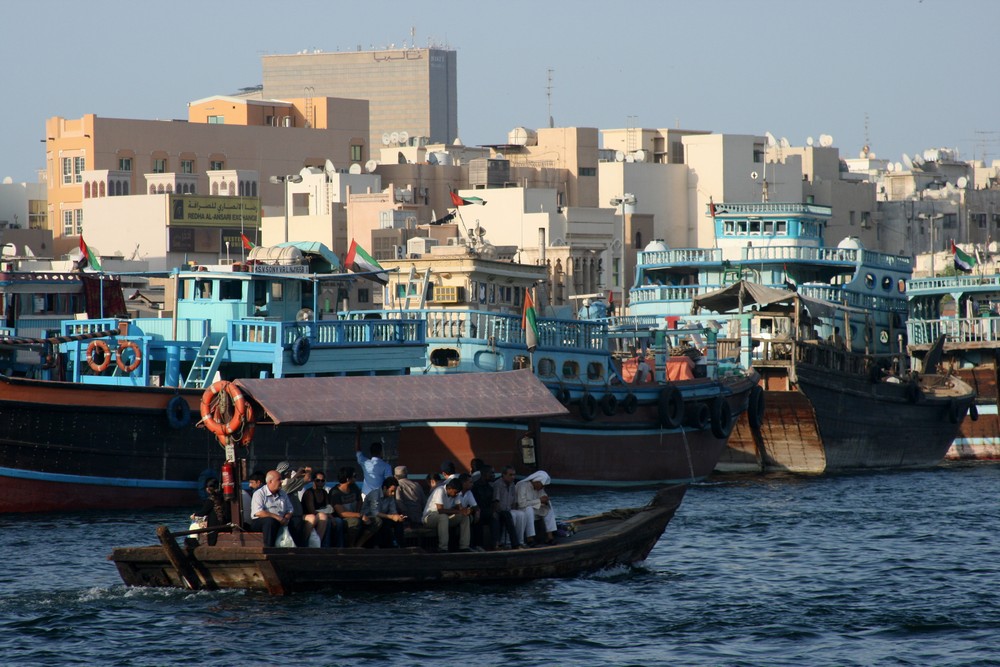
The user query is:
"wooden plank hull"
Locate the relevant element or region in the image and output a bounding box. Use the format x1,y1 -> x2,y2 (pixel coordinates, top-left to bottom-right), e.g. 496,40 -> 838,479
946,365 -> 1000,461
110,485 -> 687,594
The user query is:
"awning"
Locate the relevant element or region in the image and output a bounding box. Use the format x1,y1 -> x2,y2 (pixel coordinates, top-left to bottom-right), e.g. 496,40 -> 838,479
234,369 -> 569,426
691,280 -> 795,314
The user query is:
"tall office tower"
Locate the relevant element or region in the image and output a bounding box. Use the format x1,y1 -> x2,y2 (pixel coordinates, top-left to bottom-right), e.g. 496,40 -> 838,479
261,46 -> 458,153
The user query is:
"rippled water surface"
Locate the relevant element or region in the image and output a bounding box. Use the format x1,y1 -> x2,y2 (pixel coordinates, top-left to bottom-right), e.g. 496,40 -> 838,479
1,464 -> 998,666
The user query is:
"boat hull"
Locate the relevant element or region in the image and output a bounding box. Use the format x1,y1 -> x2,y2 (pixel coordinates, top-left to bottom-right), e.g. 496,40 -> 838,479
946,366 -> 1000,461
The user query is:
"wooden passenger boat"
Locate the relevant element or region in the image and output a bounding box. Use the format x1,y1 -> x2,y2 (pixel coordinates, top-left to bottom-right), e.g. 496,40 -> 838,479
109,484 -> 686,595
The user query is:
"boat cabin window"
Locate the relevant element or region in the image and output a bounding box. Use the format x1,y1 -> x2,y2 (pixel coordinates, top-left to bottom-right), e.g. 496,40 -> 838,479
864,273 -> 875,289
897,279 -> 905,294
196,279 -> 212,299
513,355 -> 530,370
881,276 -> 892,291
219,279 -> 242,301
562,360 -> 580,379
271,282 -> 283,300
253,280 -> 267,311
430,347 -> 460,368
724,221 -> 735,236
586,362 -> 603,381
537,358 -> 556,377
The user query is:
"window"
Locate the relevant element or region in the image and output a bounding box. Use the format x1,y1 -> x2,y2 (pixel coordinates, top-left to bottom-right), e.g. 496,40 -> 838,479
219,280 -> 242,301
62,158 -> 73,184
153,159 -> 167,173
74,157 -> 85,183
861,211 -> 872,229
28,200 -> 46,229
63,210 -> 74,235
207,116 -> 225,124
76,208 -> 83,235
357,288 -> 370,303
562,360 -> 580,379
864,273 -> 875,289
849,211 -> 856,226
579,167 -> 596,177
196,279 -> 213,299
430,348 -> 460,368
881,276 -> 892,291
119,157 -> 132,172
586,362 -> 603,380
351,145 -> 363,162
972,212 -> 987,228
537,358 -> 556,377
181,160 -> 194,174
210,160 -> 224,171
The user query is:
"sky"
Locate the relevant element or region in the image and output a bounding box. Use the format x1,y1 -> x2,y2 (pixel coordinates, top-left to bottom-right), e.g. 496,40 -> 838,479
3,0 -> 999,184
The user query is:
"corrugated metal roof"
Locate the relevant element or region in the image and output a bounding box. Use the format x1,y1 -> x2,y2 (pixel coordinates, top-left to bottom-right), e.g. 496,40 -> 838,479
234,369 -> 568,425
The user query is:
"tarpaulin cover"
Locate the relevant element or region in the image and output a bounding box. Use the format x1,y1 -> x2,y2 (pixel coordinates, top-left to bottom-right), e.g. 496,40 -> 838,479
234,369 -> 569,425
690,280 -> 794,314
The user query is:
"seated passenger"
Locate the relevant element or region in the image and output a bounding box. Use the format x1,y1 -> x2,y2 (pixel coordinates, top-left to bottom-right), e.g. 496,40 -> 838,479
492,466 -> 525,549
329,466 -> 375,548
250,470 -> 307,547
422,478 -> 471,553
362,476 -> 406,548
394,465 -> 427,527
195,476 -> 231,546
300,470 -> 341,547
515,470 -> 557,546
471,465 -> 497,550
241,470 -> 265,529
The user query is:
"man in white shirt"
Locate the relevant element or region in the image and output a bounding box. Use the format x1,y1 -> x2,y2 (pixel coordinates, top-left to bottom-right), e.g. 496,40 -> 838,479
422,478 -> 471,553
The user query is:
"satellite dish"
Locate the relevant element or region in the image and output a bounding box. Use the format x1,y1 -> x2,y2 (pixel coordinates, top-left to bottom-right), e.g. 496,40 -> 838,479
634,149 -> 647,162
348,163 -> 362,175
365,159 -> 378,173
819,134 -> 833,147
806,136 -> 814,146
476,226 -> 486,237
625,155 -> 635,163
895,162 -> 903,172
398,130 -> 409,145
324,159 -> 336,174
614,150 -> 625,162
401,189 -> 413,202
381,133 -> 391,146
427,153 -> 438,165
902,153 -> 913,170
750,171 -> 759,180
765,131 -> 777,147
390,131 -> 400,145
495,153 -> 505,160
886,162 -> 896,173
957,176 -> 969,188
780,137 -> 790,148
1,243 -> 16,258
296,308 -> 314,322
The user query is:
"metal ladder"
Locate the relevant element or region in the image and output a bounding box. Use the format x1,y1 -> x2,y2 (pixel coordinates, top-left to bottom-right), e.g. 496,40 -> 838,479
182,332 -> 228,389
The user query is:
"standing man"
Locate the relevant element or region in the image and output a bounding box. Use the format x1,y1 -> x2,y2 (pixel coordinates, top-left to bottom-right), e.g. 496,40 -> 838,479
250,470 -> 307,547
356,440 -> 392,499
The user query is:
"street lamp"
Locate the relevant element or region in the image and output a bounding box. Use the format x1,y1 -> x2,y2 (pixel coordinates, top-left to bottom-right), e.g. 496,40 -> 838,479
917,212 -> 944,276
610,193 -> 636,313
269,173 -> 303,242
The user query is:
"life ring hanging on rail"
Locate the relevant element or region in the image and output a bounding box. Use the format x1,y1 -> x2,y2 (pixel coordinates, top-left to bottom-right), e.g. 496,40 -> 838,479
216,401 -> 256,448
199,380 -> 248,437
86,340 -> 112,373
116,341 -> 142,373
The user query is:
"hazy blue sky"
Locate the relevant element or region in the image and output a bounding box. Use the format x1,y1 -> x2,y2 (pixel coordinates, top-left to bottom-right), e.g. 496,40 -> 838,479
3,0 -> 997,183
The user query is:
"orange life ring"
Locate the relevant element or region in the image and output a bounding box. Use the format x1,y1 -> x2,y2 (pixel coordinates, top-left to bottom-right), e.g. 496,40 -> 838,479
215,401 -> 256,448
199,380 -> 247,436
116,341 -> 142,373
86,340 -> 112,373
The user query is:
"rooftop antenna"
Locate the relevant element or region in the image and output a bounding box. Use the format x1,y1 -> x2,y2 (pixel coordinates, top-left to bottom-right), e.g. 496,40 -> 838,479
546,68 -> 555,128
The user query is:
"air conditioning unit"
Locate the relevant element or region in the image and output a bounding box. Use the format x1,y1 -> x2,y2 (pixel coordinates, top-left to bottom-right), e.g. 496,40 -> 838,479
432,285 -> 464,304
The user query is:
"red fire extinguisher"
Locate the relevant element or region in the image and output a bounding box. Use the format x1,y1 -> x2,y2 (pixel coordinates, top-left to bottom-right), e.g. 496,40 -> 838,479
221,462 -> 235,501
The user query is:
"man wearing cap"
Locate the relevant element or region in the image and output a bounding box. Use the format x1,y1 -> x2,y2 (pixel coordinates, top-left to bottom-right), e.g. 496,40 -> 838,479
250,470 -> 308,547
355,441 -> 392,499
393,465 -> 426,527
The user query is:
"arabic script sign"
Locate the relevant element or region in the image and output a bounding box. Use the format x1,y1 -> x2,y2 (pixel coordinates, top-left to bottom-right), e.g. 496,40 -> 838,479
168,195 -> 261,227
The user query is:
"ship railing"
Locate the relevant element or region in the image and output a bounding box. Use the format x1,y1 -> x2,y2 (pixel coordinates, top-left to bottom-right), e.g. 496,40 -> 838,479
797,285 -> 907,314
630,284 -> 711,303
794,339 -> 899,377
907,316 -> 1000,346
227,318 -> 426,347
744,246 -> 858,264
907,274 -> 1000,293
636,248 -> 722,265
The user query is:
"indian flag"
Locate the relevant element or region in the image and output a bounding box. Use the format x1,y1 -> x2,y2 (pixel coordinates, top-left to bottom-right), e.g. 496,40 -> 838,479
345,239 -> 388,285
952,241 -> 976,272
450,192 -> 487,207
522,288 -> 539,352
79,235 -> 102,271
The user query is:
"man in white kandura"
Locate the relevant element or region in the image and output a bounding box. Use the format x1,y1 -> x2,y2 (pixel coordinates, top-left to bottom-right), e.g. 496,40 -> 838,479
515,470 -> 556,546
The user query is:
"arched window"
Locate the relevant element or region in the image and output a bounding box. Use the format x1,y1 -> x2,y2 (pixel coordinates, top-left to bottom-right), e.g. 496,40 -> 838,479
166,184 -> 173,194
251,182 -> 257,196
212,182 -> 219,195
149,185 -> 156,194
99,181 -> 106,197
228,182 -> 235,196
122,181 -> 129,195
83,182 -> 91,198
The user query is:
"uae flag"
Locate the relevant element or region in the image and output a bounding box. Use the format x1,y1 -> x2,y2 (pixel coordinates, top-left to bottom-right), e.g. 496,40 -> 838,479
240,233 -> 256,250
346,239 -> 388,285
522,288 -> 539,352
450,192 -> 487,207
79,235 -> 102,271
952,241 -> 976,272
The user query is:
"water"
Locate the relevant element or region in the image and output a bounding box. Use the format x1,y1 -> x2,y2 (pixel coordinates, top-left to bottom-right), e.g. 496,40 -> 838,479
1,464 -> 998,666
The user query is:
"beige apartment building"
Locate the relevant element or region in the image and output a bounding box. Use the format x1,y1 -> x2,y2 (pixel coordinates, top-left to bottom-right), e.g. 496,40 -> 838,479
259,46 -> 458,155
42,95 -> 369,256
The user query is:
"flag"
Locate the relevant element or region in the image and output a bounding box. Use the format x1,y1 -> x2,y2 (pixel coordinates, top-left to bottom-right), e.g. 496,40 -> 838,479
708,199 -> 716,217
345,239 -> 388,285
952,241 -> 976,272
79,236 -> 102,271
522,288 -> 539,352
430,211 -> 456,225
240,233 -> 256,250
450,192 -> 487,207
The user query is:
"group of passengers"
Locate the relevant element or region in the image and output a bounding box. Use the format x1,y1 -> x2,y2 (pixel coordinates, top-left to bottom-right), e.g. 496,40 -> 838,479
194,440 -> 557,551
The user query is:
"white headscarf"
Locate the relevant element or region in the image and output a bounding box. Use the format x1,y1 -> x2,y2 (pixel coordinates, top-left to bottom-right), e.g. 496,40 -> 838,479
524,470 -> 550,485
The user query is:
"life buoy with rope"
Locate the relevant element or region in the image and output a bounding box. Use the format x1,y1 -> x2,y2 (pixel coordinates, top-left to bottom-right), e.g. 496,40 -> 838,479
166,395 -> 191,429
748,385 -> 765,429
555,386 -> 572,405
216,402 -> 256,447
579,393 -> 598,422
599,393 -> 618,416
684,401 -> 711,430
199,380 -> 247,436
116,340 -> 142,373
710,397 -> 734,439
657,386 -> 684,429
86,340 -> 112,373
290,336 -> 311,366
621,393 -> 638,414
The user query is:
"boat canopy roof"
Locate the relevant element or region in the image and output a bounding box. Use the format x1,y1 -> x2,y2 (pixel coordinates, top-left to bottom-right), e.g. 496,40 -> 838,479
692,279 -> 870,318
233,369 -> 568,426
